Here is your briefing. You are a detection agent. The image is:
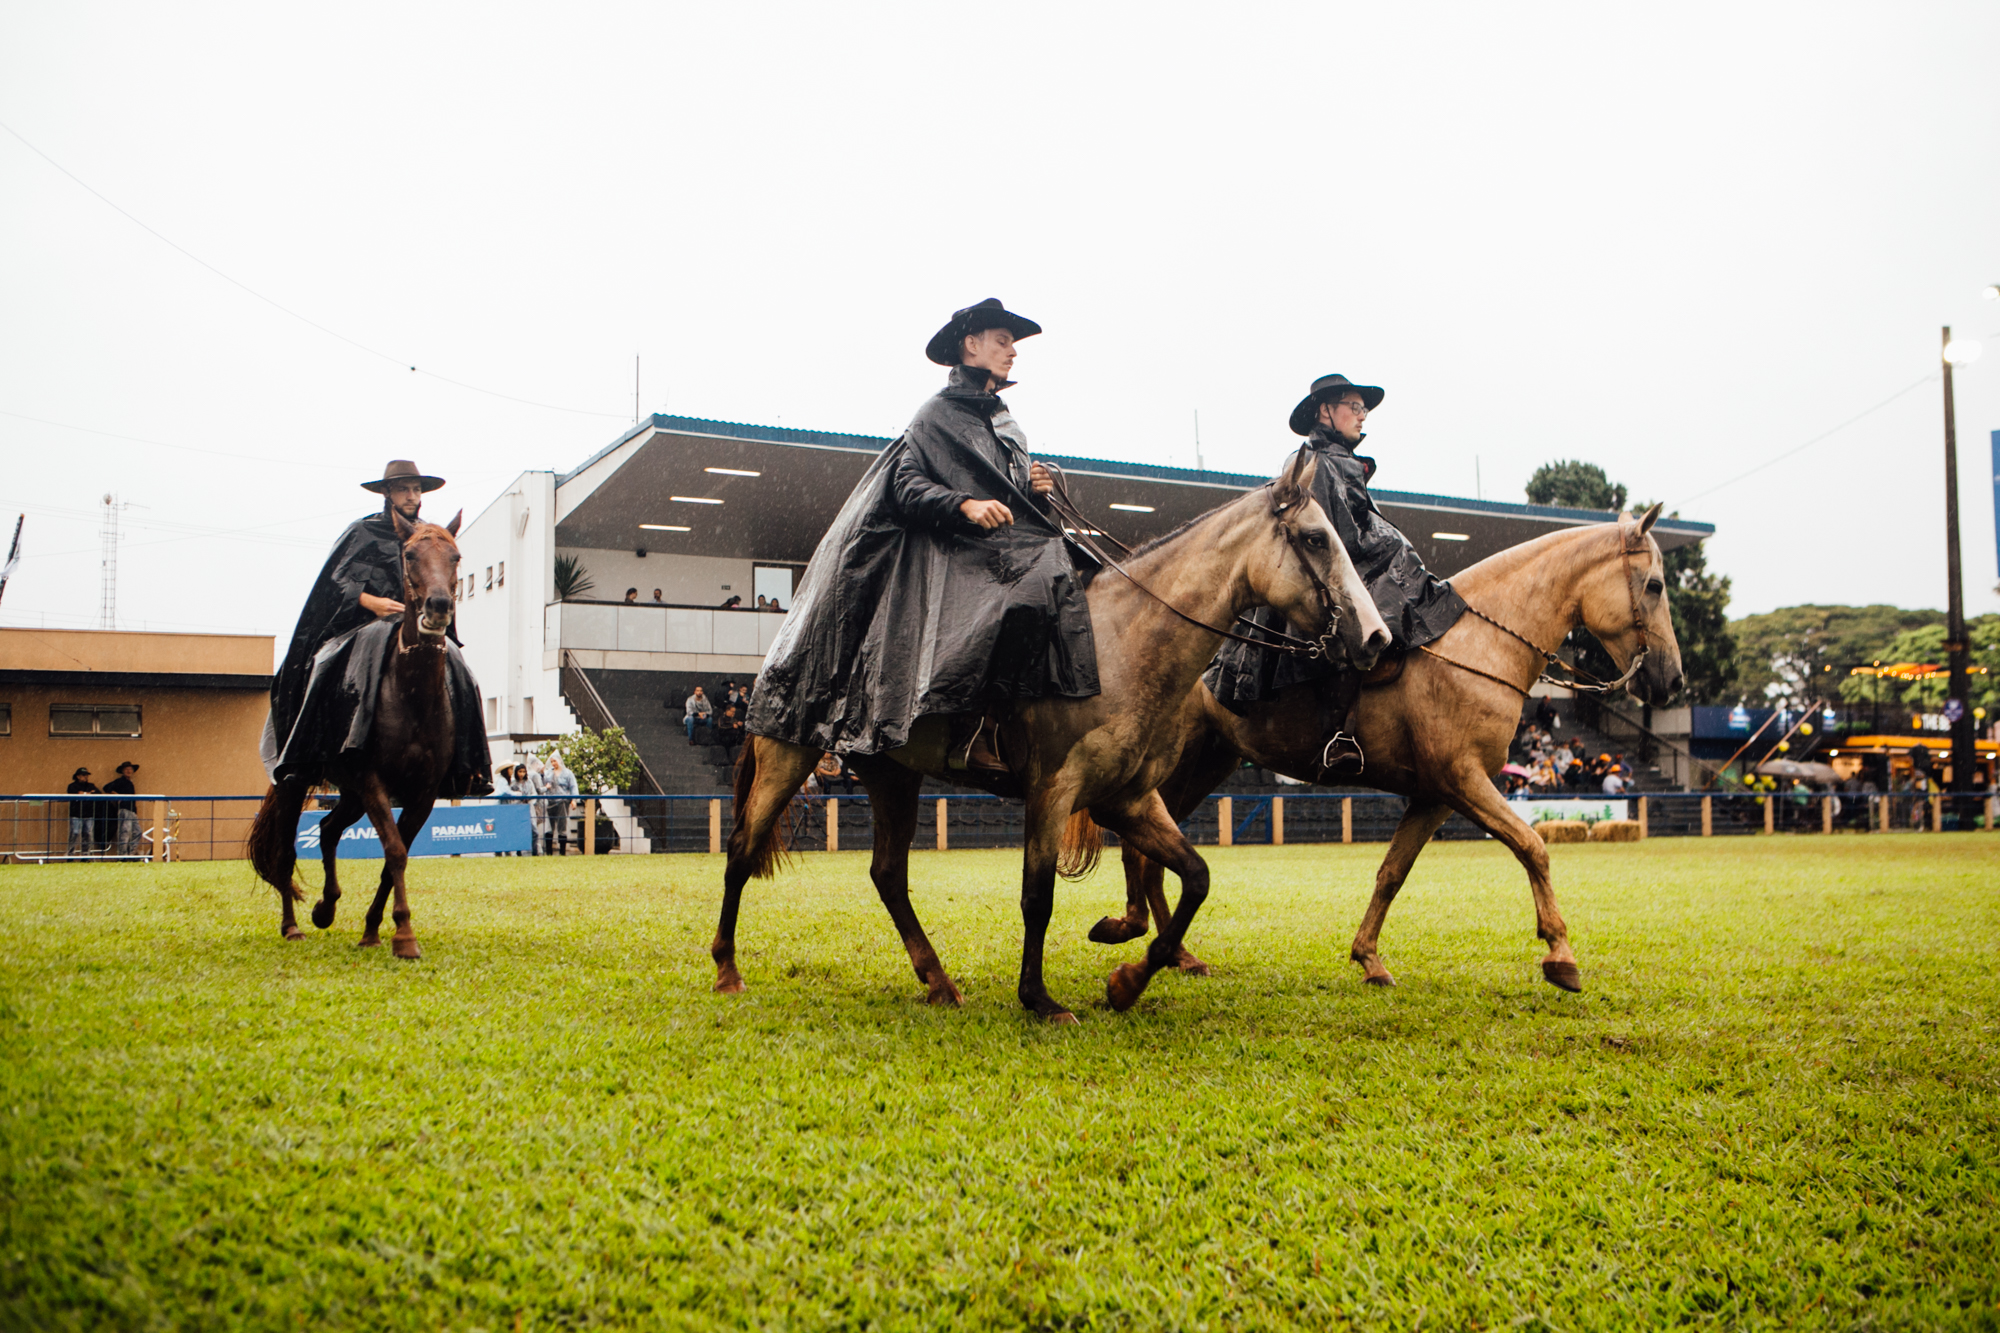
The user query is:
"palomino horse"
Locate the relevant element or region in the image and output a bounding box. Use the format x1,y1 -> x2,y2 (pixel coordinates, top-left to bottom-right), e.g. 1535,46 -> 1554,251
715,452 -> 1393,1023
247,510 -> 465,959
1093,505 -> 1684,993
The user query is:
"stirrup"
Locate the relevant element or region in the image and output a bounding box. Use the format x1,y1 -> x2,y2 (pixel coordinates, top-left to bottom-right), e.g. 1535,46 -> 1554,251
1320,731 -> 1365,776
949,714 -> 1009,775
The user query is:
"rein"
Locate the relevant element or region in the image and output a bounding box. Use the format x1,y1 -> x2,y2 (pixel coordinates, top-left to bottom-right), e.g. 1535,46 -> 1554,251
1036,462 -> 1347,662
396,526 -> 452,656
1421,521 -> 1651,697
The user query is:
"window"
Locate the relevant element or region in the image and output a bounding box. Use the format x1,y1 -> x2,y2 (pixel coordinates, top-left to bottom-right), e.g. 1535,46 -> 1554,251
0,702 -> 11,736
521,697 -> 534,734
497,561 -> 505,587
466,574 -> 474,600
50,704 -> 142,737
484,697 -> 498,732
485,566 -> 494,591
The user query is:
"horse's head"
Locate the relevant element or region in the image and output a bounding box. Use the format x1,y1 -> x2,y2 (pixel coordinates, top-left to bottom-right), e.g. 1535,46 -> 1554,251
1259,450 -> 1391,672
1578,502 -> 1684,705
392,508 -> 463,638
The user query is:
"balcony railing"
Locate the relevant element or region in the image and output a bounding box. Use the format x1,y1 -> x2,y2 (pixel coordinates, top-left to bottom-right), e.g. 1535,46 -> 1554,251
545,600 -> 787,657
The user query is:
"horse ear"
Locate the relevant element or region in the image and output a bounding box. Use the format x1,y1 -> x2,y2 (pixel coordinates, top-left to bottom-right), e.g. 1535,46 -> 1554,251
445,510 -> 463,537
1637,501 -> 1663,535
391,508 -> 415,539
1272,447 -> 1313,513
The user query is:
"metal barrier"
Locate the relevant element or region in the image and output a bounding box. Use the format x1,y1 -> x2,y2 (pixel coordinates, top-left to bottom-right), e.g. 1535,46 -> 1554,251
4,789 -> 1992,863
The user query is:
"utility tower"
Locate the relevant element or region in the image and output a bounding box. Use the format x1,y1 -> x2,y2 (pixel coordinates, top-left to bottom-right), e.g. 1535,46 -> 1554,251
99,492 -> 120,630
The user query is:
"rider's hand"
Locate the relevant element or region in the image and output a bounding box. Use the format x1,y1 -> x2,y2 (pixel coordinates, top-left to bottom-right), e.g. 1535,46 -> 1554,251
359,592 -> 406,617
1029,462 -> 1055,495
960,498 -> 1014,530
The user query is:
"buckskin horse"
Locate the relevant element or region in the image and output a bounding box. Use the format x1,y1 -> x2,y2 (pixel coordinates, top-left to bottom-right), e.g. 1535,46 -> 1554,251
1091,505 -> 1683,993
246,510 -> 466,959
715,452 -> 1393,1023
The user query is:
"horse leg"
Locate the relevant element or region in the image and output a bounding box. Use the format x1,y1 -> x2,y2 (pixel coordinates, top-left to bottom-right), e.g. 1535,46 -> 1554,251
852,758 -> 960,1006
383,798 -> 432,960
1017,784 -> 1081,1025
1349,801 -> 1451,986
1447,771 -> 1579,992
1087,844 -> 1153,944
311,792 -> 367,930
1095,792 -> 1209,1012
713,737 -> 821,994
354,782 -> 416,953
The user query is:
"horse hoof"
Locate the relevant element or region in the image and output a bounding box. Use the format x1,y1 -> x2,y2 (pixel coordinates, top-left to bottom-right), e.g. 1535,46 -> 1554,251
393,938 -> 422,961
1542,959 -> 1583,993
1176,950 -> 1211,977
357,935 -> 381,949
925,978 -> 964,1007
282,926 -> 305,942
1087,916 -> 1148,945
1106,962 -> 1151,1012
1363,971 -> 1395,987
310,901 -> 337,930
713,974 -> 745,995
1044,1009 -> 1080,1026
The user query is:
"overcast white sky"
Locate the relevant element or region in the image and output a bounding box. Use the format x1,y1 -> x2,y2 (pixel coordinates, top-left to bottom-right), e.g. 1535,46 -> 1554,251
4,1 -> 1998,657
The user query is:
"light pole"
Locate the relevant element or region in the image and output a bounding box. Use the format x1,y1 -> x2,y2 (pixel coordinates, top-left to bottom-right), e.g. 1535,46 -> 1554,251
1940,327 -> 1982,800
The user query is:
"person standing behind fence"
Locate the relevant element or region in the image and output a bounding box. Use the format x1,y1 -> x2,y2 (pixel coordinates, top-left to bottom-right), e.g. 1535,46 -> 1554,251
523,758 -> 549,856
65,767 -> 99,856
544,754 -> 578,854
103,761 -> 142,856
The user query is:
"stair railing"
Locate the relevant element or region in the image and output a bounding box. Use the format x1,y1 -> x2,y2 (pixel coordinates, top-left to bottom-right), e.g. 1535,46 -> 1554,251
558,650 -> 666,798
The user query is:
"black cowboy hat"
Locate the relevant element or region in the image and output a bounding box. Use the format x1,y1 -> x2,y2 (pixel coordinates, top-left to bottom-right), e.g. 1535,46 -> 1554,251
361,459 -> 446,494
1288,373 -> 1386,436
925,299 -> 1043,366
72,767 -> 91,779
117,761 -> 139,773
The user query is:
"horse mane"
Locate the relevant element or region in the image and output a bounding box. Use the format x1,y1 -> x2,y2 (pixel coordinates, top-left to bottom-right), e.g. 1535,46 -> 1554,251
1122,483 -> 1273,561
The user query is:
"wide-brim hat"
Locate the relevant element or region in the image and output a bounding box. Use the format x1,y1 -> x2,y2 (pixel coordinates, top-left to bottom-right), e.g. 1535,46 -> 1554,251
1289,373 -> 1386,436
362,459 -> 446,494
72,767 -> 91,778
925,298 -> 1043,366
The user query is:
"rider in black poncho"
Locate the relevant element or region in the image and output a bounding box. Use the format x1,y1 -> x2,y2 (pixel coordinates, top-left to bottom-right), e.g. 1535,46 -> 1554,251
260,460 -> 489,795
748,300 -> 1099,776
1205,374 -> 1466,772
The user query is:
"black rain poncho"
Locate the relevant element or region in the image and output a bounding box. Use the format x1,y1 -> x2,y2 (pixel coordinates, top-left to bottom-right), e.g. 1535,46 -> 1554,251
1207,427 -> 1466,712
261,510 -> 489,794
748,366 -> 1099,755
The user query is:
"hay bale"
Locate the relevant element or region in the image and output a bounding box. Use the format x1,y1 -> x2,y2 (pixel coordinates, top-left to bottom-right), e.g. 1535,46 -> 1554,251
1534,820 -> 1590,843
1588,819 -> 1644,843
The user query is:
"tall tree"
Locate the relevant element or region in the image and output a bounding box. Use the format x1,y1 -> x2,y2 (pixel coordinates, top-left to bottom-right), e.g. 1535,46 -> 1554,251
1729,604 -> 1942,710
1835,615 -> 2000,711
1526,460 -> 1628,512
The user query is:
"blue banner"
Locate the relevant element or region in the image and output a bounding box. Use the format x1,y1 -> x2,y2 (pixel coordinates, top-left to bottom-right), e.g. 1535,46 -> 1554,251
294,804 -> 534,858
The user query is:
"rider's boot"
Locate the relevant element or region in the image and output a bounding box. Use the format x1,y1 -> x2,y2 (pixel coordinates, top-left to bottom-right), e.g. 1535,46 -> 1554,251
947,710 -> 1010,777
1318,672 -> 1366,778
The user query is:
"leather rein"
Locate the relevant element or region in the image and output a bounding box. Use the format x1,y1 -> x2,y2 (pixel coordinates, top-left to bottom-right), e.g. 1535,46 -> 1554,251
1034,461 -> 1348,663
1416,520 -> 1652,698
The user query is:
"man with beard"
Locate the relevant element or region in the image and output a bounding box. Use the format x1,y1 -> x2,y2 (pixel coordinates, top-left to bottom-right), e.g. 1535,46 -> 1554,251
261,460 -> 488,794
749,299 -> 1098,780
1206,374 -> 1466,774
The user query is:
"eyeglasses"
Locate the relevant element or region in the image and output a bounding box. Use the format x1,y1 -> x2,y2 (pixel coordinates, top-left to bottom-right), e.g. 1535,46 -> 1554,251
1332,399 -> 1369,415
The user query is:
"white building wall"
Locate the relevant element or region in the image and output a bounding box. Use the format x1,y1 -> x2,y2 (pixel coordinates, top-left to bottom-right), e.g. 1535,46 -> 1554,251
454,471 -> 574,770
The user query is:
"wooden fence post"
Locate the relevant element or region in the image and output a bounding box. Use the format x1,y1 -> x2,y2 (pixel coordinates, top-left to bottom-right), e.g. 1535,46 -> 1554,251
1879,794 -> 1890,833
1989,792 -> 1998,832
1700,794 -> 1712,838
1822,795 -> 1833,835
1342,797 -> 1353,844
827,798 -> 839,852
1763,797 -> 1774,835
936,798 -> 948,851
582,798 -> 596,855
1272,797 -> 1284,846
1217,797 -> 1232,847
708,798 -> 721,855
1931,794 -> 1942,833
1636,795 -> 1648,840
153,799 -> 170,863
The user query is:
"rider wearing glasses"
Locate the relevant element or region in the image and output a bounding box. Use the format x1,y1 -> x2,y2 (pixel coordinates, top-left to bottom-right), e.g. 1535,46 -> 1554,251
1206,374 -> 1466,774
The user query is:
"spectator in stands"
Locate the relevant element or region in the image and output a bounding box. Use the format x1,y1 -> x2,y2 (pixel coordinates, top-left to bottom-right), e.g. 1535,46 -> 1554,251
1564,756 -> 1587,792
720,594 -> 743,609
1602,768 -> 1626,796
66,767 -> 99,856
722,680 -> 747,713
1535,697 -> 1558,732
683,686 -> 713,741
755,594 -> 771,610
651,588 -> 665,604
104,761 -> 142,856
623,588 -> 639,604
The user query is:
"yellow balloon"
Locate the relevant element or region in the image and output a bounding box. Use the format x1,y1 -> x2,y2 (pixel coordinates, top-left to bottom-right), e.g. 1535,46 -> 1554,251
1777,740 -> 1790,753
1799,723 -> 1814,736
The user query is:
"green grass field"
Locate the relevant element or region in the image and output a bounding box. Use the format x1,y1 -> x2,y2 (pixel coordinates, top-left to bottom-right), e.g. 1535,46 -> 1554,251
2,836 -> 1997,1331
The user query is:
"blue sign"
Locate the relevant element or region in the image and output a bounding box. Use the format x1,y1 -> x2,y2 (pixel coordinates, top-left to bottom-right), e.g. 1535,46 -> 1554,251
294,804 -> 533,858
1728,705 -> 1751,732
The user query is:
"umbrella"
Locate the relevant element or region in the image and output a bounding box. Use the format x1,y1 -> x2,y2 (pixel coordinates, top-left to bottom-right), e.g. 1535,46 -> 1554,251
1754,759 -> 1840,785
1500,764 -> 1532,778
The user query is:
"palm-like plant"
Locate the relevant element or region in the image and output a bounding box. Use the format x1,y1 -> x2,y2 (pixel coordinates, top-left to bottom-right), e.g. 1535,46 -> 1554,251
552,553 -> 595,601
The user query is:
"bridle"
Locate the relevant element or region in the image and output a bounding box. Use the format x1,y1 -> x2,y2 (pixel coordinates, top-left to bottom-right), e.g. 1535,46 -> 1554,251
395,524 -> 453,654
1036,461 -> 1350,663
1417,518 -> 1653,698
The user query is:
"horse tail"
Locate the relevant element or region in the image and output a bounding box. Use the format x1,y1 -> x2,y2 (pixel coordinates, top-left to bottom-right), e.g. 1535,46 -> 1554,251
245,778 -> 308,902
1058,807 -> 1104,881
729,738 -> 793,880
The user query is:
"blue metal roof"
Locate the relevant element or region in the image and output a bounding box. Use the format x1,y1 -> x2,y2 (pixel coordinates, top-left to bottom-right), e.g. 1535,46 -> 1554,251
562,412 -> 1713,537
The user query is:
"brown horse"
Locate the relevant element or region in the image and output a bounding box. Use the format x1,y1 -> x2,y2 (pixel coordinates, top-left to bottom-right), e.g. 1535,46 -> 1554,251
246,510 -> 464,958
715,452 -> 1393,1023
1093,505 -> 1683,993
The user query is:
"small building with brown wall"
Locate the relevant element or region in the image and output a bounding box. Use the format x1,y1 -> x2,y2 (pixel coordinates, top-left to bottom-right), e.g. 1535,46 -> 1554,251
1,627 -> 273,861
